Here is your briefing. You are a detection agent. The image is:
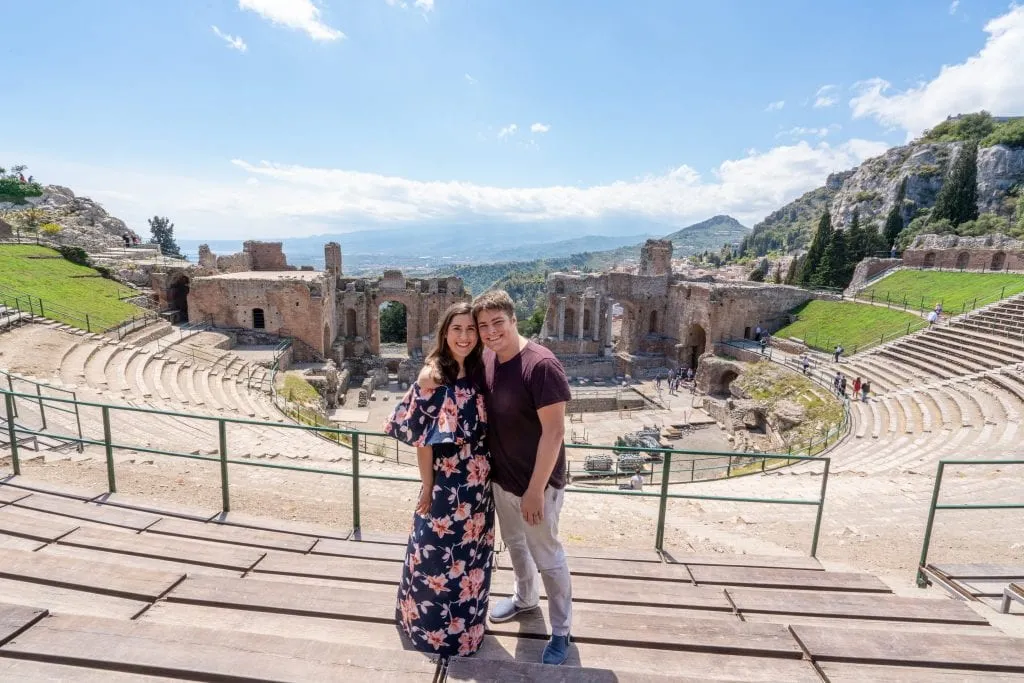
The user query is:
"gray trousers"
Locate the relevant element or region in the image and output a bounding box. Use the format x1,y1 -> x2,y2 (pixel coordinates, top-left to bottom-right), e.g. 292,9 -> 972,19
493,482 -> 573,636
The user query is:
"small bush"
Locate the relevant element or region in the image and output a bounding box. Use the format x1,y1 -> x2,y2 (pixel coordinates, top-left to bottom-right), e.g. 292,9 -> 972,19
981,118 -> 1024,148
40,223 -> 62,236
57,245 -> 90,266
854,190 -> 879,202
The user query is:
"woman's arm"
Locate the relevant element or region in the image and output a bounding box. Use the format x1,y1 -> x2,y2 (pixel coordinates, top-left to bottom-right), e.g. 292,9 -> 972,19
415,445 -> 434,515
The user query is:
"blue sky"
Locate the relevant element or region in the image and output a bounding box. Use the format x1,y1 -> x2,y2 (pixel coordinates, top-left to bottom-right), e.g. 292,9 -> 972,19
2,0 -> 1023,239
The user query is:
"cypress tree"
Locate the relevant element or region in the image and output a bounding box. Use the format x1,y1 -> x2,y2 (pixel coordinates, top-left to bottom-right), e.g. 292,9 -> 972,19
845,209 -> 866,263
784,255 -> 800,285
814,229 -> 849,288
932,141 -> 979,227
800,212 -> 832,285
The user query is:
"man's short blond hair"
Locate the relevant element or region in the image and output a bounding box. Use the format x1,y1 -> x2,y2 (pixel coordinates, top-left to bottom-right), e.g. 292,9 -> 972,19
471,289 -> 516,319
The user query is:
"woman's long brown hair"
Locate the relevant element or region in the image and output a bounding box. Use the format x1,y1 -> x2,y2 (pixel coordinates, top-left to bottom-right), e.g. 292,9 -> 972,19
425,302 -> 483,385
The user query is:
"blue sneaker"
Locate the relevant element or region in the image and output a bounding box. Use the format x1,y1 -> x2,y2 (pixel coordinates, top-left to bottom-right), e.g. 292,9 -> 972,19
542,634 -> 571,665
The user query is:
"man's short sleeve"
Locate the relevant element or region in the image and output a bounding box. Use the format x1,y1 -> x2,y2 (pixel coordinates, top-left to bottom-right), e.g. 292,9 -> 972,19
530,358 -> 572,410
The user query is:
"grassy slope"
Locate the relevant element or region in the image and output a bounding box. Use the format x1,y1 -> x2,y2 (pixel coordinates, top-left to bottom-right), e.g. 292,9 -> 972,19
775,300 -> 923,352
0,245 -> 143,328
859,270 -> 1024,315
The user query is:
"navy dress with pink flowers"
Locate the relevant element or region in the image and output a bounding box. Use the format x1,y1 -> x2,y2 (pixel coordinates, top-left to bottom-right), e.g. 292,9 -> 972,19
384,378 -> 495,657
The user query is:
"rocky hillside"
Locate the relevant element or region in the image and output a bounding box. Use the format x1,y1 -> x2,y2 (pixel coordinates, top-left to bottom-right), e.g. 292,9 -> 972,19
742,114 -> 1024,256
0,185 -> 137,251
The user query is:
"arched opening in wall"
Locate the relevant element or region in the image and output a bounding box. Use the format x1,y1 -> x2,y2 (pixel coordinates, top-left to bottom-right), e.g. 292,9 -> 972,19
564,308 -> 576,338
323,323 -> 332,356
252,308 -> 265,329
992,252 -> 1006,271
379,300 -> 408,358
546,306 -> 557,336
345,309 -> 357,337
555,280 -> 565,295
437,280 -> 448,295
923,252 -> 936,268
583,308 -> 592,335
168,274 -> 190,323
686,323 -> 707,371
711,369 -> 739,397
649,310 -> 658,334
428,309 -> 439,334
956,252 -> 970,270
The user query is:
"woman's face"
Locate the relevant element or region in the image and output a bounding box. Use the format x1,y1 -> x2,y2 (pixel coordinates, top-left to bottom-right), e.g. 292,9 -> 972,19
446,313 -> 478,363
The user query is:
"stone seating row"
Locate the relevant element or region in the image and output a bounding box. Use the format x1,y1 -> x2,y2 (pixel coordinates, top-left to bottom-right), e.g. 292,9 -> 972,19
1,478 -> 1023,681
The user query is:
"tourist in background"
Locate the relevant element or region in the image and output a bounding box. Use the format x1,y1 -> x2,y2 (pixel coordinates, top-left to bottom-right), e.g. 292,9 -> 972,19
384,302 -> 494,658
861,380 -> 871,402
853,377 -> 862,397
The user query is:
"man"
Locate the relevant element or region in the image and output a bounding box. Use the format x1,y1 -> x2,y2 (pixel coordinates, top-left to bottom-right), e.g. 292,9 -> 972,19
428,290 -> 574,665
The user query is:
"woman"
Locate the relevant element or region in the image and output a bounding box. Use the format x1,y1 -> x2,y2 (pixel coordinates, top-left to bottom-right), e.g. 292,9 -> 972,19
383,302 -> 494,657
852,377 -> 862,398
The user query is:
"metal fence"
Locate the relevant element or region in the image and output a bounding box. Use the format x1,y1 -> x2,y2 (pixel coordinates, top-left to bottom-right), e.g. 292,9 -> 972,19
1,386 -> 832,556
916,458 -> 1024,588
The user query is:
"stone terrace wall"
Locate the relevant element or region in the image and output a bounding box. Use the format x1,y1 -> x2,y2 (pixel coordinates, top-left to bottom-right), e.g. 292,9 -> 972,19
903,233 -> 1024,272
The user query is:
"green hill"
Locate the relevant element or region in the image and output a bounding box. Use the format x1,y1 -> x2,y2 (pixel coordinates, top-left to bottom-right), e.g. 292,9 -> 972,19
0,245 -> 145,330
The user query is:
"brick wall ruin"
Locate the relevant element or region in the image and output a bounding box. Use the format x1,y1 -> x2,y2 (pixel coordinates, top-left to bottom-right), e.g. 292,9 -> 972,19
902,233 -> 1024,272
539,239 -> 813,372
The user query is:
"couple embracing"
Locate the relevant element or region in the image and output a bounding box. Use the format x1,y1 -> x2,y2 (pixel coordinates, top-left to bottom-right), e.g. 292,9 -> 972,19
383,290 -> 574,665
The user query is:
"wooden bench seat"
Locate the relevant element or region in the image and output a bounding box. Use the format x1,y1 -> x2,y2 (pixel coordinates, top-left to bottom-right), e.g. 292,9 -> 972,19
0,658 -> 183,682
10,492 -> 161,531
56,526 -> 264,572
0,614 -> 438,682
687,565 -> 889,592
144,517 -> 317,553
0,507 -> 79,543
0,602 -> 47,645
310,538 -> 406,562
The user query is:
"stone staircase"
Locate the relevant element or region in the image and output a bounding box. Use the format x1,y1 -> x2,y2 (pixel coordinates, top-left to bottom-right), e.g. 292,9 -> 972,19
0,304 -> 31,333
0,478 -> 1021,681
823,292 -> 1024,477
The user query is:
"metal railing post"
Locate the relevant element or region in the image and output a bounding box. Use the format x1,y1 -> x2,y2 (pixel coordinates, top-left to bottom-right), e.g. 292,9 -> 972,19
35,384 -> 46,430
810,457 -> 830,557
654,451 -> 672,551
351,433 -> 361,533
219,419 -> 230,512
4,393 -> 21,475
85,314 -> 91,333
102,406 -> 116,492
916,461 -> 945,587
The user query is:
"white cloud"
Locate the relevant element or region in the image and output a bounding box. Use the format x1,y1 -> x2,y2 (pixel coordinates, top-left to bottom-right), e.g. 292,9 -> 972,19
851,6 -> 1024,139
498,123 -> 518,139
949,0 -> 961,15
414,0 -> 435,10
765,100 -> 785,112
813,84 -> 838,108
238,0 -> 344,41
775,125 -> 841,139
464,73 -> 477,85
211,26 -> 248,52
530,122 -> 551,134
17,139 -> 888,239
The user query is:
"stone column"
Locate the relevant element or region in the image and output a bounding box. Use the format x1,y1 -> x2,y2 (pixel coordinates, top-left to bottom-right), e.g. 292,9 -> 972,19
593,295 -> 602,342
557,298 -> 566,341
576,301 -> 584,340
604,300 -> 615,348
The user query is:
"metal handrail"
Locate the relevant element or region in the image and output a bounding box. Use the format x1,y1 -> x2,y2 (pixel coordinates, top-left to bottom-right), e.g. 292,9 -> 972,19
0,370 -> 83,452
0,386 -> 832,556
916,458 -> 1024,588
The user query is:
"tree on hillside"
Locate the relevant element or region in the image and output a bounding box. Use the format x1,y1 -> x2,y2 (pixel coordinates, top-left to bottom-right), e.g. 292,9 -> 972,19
882,177 -> 908,249
0,164 -> 43,204
518,307 -> 546,336
12,207 -> 47,240
1015,193 -> 1024,236
844,209 -> 868,264
148,216 -> 182,257
931,142 -> 979,227
800,212 -> 832,285
814,229 -> 849,288
784,255 -> 801,285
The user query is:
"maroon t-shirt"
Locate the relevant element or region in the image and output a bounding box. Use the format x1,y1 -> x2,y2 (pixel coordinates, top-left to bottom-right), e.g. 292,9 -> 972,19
483,341 -> 572,497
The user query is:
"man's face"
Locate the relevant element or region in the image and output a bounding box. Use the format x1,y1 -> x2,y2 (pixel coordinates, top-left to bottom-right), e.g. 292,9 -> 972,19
475,308 -> 517,355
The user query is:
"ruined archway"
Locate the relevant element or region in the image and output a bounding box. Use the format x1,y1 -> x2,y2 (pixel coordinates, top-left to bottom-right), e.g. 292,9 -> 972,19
685,323 -> 707,371
712,369 -> 739,397
378,300 -> 408,359
923,252 -> 937,268
956,252 -> 970,270
345,308 -> 357,337
564,308 -> 576,339
992,252 -> 1006,271
169,274 -> 190,323
583,308 -> 592,335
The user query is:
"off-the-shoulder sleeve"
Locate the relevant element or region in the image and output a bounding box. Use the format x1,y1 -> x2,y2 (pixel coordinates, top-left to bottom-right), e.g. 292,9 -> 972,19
383,382 -> 463,447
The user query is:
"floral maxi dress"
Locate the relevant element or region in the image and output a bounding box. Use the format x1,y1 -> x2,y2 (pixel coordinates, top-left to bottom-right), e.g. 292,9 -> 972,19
384,379 -> 495,657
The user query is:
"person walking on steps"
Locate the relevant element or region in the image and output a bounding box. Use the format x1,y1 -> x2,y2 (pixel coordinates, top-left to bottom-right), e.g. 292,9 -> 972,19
833,345 -> 844,363
853,377 -> 862,397
861,380 -> 871,402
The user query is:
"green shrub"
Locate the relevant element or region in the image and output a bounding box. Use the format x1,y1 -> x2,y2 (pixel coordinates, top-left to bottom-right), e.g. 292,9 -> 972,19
922,112 -> 997,143
854,190 -> 879,202
981,118 -> 1024,148
40,223 -> 62,236
0,177 -> 43,204
57,245 -> 90,266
